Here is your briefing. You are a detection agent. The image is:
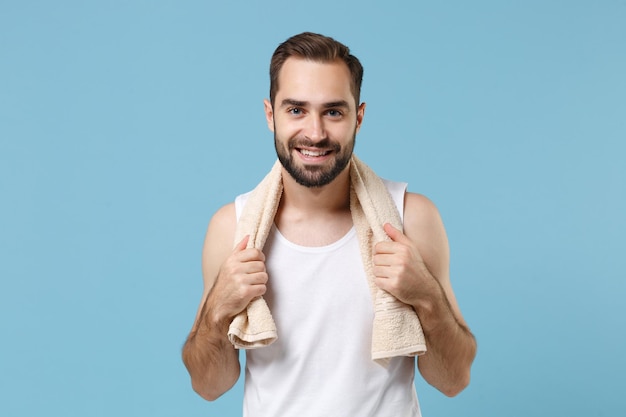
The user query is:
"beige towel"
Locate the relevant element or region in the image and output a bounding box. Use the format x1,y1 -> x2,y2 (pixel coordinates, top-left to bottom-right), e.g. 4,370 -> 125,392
227,155 -> 426,365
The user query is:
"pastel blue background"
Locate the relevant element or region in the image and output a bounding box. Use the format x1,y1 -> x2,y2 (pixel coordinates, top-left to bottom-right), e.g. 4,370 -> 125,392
1,1 -> 624,416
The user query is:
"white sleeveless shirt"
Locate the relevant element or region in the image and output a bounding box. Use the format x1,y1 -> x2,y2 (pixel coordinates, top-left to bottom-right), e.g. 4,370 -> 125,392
235,180 -> 422,417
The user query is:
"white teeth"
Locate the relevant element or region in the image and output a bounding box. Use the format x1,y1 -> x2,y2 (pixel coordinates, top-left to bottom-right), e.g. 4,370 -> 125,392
300,149 -> 328,157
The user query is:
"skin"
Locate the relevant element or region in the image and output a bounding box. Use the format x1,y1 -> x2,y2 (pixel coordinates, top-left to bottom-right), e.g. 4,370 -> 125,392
182,57 -> 476,401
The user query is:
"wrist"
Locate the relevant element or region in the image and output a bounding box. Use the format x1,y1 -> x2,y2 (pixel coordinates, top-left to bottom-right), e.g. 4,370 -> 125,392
198,295 -> 233,338
208,305 -> 233,336
412,281 -> 455,334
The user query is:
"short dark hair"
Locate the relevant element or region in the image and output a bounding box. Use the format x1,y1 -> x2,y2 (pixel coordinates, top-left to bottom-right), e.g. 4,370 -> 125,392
269,32 -> 364,106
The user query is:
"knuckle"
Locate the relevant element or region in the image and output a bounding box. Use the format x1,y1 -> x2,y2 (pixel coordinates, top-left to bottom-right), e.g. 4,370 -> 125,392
388,280 -> 401,293
257,284 -> 267,296
255,261 -> 267,272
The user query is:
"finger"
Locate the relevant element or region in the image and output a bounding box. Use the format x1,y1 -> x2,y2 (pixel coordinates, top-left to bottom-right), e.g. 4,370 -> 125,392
248,271 -> 269,285
373,253 -> 396,267
240,260 -> 267,275
236,248 -> 266,264
374,276 -> 392,293
234,235 -> 250,252
372,264 -> 391,279
374,240 -> 399,255
383,223 -> 410,244
247,282 -> 267,298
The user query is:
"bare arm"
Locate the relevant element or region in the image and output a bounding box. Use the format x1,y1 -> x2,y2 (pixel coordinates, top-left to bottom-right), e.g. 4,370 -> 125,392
373,193 -> 476,397
182,203 -> 269,401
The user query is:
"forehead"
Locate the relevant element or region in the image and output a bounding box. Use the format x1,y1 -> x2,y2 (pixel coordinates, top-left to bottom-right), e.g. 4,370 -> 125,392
275,57 -> 354,104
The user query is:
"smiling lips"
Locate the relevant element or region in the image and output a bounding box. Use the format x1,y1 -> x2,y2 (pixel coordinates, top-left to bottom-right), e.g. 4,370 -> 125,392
298,148 -> 331,157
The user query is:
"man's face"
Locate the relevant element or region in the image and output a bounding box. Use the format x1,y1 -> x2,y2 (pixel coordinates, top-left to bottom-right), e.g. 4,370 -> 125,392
264,58 -> 365,188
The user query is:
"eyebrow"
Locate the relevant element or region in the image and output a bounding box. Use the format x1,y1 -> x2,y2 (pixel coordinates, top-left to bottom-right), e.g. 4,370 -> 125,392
323,100 -> 350,109
279,98 -> 351,109
280,99 -> 307,108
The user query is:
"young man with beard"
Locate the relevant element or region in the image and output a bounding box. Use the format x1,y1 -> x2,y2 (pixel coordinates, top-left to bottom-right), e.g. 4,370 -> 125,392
182,32 -> 476,416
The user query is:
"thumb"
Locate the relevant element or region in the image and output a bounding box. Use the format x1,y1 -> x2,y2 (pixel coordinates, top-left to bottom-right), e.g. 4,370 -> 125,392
234,235 -> 250,251
383,223 -> 409,243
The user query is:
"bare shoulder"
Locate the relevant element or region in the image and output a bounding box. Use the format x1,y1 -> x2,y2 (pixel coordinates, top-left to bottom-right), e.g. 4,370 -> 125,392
206,203 -> 237,242
202,203 -> 237,290
403,192 -> 446,238
403,192 -> 450,283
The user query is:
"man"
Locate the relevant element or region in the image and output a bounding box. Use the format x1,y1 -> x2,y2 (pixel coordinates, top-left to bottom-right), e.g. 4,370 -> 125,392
182,32 -> 476,416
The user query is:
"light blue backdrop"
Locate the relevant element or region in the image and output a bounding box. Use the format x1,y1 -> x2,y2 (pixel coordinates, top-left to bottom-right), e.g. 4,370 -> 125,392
1,1 -> 624,416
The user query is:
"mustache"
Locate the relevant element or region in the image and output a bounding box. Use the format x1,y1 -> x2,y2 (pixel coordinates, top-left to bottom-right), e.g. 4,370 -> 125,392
288,138 -> 341,151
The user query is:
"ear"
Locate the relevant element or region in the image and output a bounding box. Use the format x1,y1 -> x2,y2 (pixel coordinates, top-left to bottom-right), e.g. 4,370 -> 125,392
355,102 -> 366,133
263,99 -> 275,132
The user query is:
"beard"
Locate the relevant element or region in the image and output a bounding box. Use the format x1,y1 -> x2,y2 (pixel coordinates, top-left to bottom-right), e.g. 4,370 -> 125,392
274,133 -> 355,188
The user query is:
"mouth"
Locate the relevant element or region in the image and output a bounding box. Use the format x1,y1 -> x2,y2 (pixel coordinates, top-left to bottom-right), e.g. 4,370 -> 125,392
297,148 -> 332,158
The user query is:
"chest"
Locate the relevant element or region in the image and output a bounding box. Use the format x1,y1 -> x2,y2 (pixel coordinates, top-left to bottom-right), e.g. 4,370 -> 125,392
273,211 -> 354,247
262,226 -> 374,333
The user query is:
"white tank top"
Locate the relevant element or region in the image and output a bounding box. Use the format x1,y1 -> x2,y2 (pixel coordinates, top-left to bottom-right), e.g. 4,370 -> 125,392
235,180 -> 422,417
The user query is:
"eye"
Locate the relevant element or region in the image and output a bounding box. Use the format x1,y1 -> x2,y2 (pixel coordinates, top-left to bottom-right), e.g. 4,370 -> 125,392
288,107 -> 303,115
326,109 -> 343,117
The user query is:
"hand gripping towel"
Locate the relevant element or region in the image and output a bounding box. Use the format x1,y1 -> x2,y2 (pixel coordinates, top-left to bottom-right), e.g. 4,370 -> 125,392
227,155 -> 427,365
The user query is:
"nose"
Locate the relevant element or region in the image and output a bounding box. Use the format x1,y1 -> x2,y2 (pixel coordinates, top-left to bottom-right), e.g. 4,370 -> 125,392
304,113 -> 326,142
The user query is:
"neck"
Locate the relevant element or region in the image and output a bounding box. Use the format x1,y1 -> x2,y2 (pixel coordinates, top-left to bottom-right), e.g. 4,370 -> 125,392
274,162 -> 353,246
279,163 -> 351,214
